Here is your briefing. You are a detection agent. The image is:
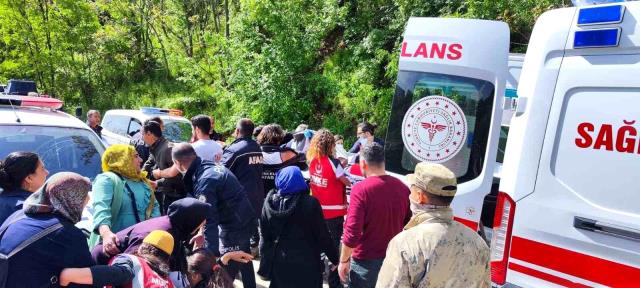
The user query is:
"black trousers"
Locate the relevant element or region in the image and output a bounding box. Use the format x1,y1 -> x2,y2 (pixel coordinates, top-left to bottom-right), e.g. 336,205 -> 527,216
222,241 -> 256,288
220,222 -> 257,288
326,216 -> 344,288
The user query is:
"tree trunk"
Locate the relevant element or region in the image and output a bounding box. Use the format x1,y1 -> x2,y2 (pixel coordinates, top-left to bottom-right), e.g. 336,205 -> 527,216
224,0 -> 229,38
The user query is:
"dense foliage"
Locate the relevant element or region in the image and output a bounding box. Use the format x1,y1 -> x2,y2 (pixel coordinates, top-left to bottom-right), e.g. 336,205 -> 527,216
0,0 -> 569,144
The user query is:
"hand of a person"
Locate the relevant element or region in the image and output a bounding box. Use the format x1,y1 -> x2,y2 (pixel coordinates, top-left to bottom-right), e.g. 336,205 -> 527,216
102,231 -> 121,256
152,169 -> 162,179
221,251 -> 254,265
338,261 -> 350,283
190,233 -> 205,250
59,268 -> 71,286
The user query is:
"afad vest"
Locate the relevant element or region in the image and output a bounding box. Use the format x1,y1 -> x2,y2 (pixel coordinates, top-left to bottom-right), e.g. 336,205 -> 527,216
261,145 -> 301,194
309,156 -> 347,219
108,254 -> 174,288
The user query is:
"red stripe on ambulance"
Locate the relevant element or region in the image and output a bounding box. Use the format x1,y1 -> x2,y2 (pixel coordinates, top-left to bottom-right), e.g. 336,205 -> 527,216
453,216 -> 478,231
508,262 -> 591,288
510,236 -> 640,287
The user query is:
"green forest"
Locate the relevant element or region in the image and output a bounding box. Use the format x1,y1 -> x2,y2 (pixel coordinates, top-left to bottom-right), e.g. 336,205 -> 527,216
0,0 -> 569,142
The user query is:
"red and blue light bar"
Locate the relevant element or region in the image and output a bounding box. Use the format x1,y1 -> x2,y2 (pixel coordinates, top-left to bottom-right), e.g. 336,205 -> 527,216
0,95 -> 63,110
140,107 -> 184,116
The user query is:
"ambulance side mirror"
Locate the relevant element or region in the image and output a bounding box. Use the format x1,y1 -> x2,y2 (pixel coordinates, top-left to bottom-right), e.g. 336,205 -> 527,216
503,97 -> 527,116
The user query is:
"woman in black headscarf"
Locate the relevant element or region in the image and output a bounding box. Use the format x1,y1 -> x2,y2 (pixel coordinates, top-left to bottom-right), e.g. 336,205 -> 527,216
91,197 -> 211,276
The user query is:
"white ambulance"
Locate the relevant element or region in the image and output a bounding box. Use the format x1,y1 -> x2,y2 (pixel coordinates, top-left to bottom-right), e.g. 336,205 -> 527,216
385,17 -> 510,232
490,2 -> 640,287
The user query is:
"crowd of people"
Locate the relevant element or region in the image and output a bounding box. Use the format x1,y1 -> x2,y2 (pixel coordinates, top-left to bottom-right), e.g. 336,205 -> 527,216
0,113 -> 490,288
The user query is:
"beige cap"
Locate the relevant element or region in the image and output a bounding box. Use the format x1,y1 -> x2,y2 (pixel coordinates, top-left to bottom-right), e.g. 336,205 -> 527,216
406,162 -> 457,196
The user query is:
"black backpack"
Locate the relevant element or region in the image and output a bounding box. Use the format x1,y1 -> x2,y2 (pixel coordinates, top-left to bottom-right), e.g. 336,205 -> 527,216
0,212 -> 63,287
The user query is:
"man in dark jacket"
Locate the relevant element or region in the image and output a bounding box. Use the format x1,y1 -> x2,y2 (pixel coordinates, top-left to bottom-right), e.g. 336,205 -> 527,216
130,116 -> 163,166
221,118 -> 264,248
142,120 -> 184,215
87,110 -> 103,139
91,198 -> 211,272
208,116 -> 225,142
172,142 -> 257,288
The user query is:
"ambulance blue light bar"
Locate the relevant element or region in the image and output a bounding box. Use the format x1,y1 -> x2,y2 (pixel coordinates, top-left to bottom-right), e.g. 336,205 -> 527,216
577,5 -> 625,26
140,107 -> 166,114
574,28 -> 620,48
140,107 -> 184,116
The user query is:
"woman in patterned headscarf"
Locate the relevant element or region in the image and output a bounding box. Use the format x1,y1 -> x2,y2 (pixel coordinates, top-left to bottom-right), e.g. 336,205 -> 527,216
90,144 -> 160,256
0,172 -> 95,287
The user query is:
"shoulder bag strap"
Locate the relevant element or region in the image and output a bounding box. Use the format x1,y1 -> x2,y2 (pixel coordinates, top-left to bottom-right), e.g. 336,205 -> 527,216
8,223 -> 63,258
123,183 -> 142,224
0,213 -> 27,238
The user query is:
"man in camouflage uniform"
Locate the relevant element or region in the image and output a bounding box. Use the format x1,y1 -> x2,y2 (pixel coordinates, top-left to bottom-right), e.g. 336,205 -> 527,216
376,162 -> 490,288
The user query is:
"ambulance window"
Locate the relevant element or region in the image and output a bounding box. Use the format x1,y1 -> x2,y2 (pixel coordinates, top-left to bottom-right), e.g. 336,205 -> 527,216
385,70 -> 494,183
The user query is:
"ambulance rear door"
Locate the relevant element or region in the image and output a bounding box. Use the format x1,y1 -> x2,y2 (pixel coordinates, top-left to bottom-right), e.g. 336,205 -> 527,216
507,3 -> 640,286
385,17 -> 509,230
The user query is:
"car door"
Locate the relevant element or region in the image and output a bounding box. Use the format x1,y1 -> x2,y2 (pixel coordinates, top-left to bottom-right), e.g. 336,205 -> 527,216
385,17 -> 509,230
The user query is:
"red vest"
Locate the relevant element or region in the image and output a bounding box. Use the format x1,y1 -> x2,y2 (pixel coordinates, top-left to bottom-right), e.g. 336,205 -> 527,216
108,254 -> 174,288
309,156 -> 347,219
348,164 -> 363,177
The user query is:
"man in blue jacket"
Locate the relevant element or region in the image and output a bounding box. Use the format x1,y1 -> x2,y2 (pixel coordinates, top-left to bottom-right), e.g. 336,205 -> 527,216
221,118 -> 264,249
172,142 -> 257,288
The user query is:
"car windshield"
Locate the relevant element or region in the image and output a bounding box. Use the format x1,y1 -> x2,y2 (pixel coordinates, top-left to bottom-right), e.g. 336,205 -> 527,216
163,119 -> 192,143
0,125 -> 105,182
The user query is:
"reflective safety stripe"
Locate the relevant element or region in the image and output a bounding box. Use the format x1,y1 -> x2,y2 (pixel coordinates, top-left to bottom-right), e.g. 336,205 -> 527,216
321,205 -> 348,210
129,255 -> 145,288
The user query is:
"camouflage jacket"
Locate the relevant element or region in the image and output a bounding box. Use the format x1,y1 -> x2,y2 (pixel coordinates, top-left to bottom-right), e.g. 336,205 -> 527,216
375,207 -> 490,288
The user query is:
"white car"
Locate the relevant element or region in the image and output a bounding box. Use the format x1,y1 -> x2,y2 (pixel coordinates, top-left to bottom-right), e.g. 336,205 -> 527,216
0,95 -> 106,233
101,108 -> 193,146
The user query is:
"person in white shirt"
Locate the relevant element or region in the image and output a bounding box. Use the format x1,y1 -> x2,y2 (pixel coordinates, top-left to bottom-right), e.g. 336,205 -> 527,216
190,115 -> 223,163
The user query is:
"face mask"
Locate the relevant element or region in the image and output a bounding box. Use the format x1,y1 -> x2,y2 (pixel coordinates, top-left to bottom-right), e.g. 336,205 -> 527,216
336,144 -> 344,151
409,194 -> 449,214
176,165 -> 188,176
358,137 -> 368,146
409,195 -> 423,215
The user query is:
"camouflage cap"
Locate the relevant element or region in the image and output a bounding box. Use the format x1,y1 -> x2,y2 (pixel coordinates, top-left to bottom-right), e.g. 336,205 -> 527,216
407,162 -> 457,196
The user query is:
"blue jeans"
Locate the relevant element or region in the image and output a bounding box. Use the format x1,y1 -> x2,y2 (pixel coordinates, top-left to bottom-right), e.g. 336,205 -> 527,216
349,258 -> 384,288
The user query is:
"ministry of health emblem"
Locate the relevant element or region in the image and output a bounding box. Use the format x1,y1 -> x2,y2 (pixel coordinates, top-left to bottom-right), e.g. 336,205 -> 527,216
402,96 -> 467,163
